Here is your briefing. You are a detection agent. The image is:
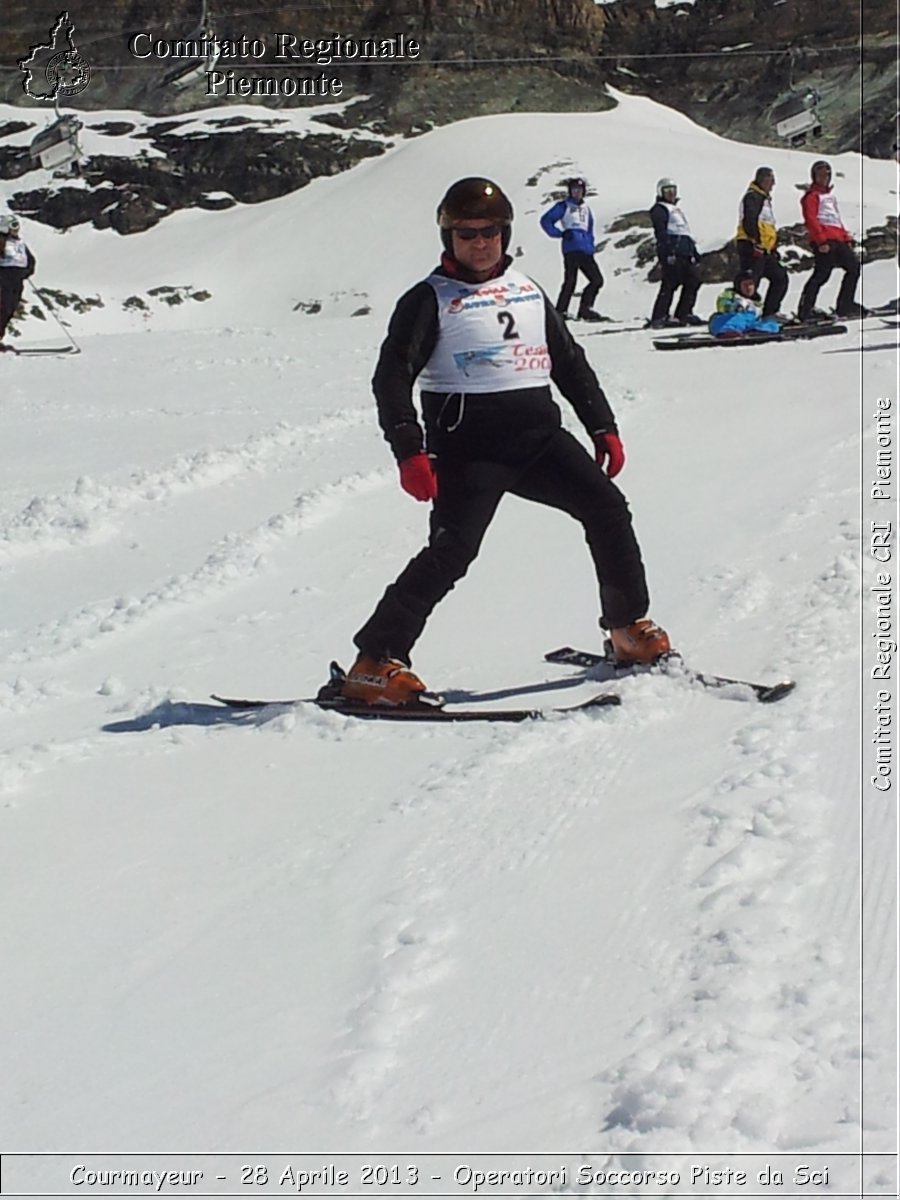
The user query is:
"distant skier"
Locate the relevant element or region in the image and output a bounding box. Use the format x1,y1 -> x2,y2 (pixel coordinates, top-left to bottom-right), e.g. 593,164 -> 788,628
709,270 -> 781,338
735,167 -> 788,319
539,177 -> 605,321
338,176 -> 670,707
797,161 -> 868,320
648,178 -> 703,328
0,215 -> 35,345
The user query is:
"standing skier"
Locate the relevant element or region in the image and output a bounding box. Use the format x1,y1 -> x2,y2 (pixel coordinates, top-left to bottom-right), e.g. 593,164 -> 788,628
735,167 -> 788,319
0,215 -> 35,344
797,161 -> 867,320
648,178 -> 703,328
539,177 -> 604,322
339,177 -> 670,707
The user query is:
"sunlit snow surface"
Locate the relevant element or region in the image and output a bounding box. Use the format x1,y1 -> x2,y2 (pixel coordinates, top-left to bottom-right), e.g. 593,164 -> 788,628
0,90 -> 896,1165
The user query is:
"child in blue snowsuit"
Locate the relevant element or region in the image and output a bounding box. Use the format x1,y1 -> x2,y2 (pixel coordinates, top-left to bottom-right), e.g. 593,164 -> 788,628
709,270 -> 781,337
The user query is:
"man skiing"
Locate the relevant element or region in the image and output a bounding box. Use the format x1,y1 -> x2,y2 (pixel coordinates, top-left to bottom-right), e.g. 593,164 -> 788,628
339,177 -> 670,707
797,161 -> 867,320
0,215 -> 35,345
648,178 -> 703,328
539,177 -> 604,322
735,167 -> 788,319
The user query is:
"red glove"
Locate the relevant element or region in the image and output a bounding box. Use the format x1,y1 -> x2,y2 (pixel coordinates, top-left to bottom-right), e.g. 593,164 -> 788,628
398,453 -> 438,501
593,432 -> 625,479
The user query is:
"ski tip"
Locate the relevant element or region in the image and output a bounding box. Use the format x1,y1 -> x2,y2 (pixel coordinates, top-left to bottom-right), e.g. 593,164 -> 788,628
545,645 -> 578,660
757,680 -> 796,704
210,693 -> 279,709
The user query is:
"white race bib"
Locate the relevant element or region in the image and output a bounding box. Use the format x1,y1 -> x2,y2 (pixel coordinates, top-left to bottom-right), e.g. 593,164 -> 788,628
0,239 -> 28,269
417,269 -> 551,393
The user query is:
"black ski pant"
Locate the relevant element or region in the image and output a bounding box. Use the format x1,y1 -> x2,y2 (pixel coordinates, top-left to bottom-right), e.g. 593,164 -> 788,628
354,429 -> 650,664
650,258 -> 701,322
736,243 -> 788,316
0,278 -> 23,340
798,240 -> 860,317
556,252 -> 603,316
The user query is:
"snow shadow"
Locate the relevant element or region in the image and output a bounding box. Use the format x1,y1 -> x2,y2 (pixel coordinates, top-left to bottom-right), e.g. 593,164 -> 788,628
102,699 -> 264,733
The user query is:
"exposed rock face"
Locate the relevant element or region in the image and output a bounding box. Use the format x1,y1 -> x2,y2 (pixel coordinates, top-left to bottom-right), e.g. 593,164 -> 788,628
4,123 -> 389,233
1,0 -> 889,150
597,0 -> 897,159
0,0 -> 892,238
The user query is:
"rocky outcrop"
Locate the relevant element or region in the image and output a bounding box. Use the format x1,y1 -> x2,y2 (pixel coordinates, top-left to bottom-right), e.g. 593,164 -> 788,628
4,122 -> 388,233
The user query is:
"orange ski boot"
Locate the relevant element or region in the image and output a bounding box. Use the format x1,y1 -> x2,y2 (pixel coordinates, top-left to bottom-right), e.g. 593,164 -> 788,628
608,618 -> 671,666
340,654 -> 428,707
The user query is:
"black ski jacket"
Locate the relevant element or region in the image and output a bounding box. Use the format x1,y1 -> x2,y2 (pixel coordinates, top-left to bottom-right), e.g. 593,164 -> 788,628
372,257 -> 618,464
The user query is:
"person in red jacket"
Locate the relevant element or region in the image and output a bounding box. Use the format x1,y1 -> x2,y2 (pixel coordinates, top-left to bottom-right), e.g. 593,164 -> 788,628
337,177 -> 670,707
797,161 -> 867,320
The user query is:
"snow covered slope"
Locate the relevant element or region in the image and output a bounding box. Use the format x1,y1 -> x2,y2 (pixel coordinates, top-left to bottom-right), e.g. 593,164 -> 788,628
3,89 -> 896,332
0,91 -> 896,1178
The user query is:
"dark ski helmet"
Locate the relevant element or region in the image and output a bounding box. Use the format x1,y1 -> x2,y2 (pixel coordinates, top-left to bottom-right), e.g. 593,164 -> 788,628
810,160 -> 832,179
437,177 -> 513,251
734,268 -> 759,298
567,176 -> 587,195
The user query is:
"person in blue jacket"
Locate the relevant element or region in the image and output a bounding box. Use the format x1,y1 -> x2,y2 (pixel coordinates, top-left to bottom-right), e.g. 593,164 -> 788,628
540,177 -> 604,322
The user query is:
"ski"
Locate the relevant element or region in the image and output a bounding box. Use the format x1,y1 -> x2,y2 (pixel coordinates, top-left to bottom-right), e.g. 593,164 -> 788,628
210,691 -> 621,722
653,322 -> 846,351
544,646 -> 795,704
829,305 -> 898,322
1,344 -> 78,356
799,306 -> 897,326
573,322 -> 652,337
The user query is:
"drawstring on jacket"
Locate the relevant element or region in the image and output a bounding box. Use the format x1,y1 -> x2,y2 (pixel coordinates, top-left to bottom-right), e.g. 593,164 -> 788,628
439,392 -> 467,433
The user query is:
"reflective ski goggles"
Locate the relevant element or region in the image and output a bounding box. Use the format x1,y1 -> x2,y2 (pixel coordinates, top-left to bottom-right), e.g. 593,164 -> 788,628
450,224 -> 503,240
